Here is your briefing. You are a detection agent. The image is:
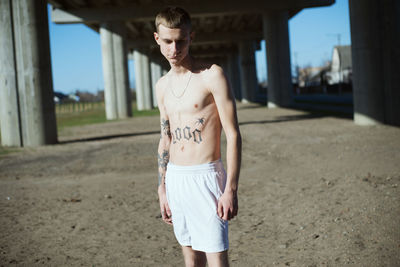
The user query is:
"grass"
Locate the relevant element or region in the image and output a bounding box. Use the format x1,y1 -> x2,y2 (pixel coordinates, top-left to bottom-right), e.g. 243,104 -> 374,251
56,108 -> 107,130
0,146 -> 20,156
56,101 -> 159,130
0,101 -> 159,155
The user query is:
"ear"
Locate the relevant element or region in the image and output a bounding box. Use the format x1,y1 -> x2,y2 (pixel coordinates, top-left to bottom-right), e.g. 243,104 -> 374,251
154,32 -> 160,45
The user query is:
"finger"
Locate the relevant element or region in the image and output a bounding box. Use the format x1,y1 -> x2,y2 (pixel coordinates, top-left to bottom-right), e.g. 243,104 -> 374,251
233,205 -> 238,217
228,208 -> 233,220
217,201 -> 223,218
164,210 -> 172,225
222,206 -> 229,221
162,214 -> 172,224
161,210 -> 167,220
161,203 -> 168,219
165,204 -> 172,218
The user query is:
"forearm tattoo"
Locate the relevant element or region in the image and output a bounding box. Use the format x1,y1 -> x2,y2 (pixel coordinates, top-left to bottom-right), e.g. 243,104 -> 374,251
161,119 -> 171,138
171,118 -> 205,145
158,149 -> 169,186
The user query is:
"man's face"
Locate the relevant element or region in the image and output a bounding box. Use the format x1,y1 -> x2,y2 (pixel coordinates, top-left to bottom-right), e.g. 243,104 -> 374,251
154,24 -> 193,65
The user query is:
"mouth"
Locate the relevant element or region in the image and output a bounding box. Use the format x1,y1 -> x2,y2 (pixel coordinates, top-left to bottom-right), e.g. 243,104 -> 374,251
169,54 -> 180,59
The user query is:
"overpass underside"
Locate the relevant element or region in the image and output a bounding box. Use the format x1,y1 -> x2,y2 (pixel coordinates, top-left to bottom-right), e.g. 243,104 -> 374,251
0,0 -> 399,147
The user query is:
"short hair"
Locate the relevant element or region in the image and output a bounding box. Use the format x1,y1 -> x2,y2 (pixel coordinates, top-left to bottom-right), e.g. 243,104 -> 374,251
155,6 -> 192,32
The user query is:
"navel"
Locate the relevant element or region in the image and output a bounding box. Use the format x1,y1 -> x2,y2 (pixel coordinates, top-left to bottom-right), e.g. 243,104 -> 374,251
180,146 -> 184,151
194,104 -> 198,108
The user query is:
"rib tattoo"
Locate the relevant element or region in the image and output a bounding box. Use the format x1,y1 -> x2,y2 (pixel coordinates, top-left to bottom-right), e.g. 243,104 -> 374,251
196,117 -> 205,126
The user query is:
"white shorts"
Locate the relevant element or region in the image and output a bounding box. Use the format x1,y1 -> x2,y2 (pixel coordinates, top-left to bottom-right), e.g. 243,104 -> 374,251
165,159 -> 229,253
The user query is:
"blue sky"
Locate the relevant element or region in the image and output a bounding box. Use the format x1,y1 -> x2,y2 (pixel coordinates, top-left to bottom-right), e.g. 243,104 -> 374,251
48,0 -> 351,94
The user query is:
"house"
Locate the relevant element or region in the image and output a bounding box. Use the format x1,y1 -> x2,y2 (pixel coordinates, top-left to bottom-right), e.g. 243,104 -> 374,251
326,45 -> 352,84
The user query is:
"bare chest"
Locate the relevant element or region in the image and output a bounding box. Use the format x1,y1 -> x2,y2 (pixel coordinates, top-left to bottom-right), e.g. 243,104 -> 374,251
164,82 -> 211,118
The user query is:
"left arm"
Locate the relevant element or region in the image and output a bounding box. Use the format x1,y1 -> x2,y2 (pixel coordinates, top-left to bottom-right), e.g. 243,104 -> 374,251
208,65 -> 242,220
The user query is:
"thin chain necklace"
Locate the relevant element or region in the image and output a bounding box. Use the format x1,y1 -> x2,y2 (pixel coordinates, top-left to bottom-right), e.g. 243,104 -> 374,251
170,71 -> 193,99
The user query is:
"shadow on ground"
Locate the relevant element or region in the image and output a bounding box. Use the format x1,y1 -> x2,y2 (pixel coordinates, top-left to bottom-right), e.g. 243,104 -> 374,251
58,130 -> 159,144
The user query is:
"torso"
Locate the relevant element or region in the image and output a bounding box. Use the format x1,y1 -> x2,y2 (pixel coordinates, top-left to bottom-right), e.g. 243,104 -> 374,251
161,63 -> 222,165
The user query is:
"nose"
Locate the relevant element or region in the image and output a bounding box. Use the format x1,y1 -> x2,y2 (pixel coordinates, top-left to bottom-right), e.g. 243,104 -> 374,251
171,42 -> 179,54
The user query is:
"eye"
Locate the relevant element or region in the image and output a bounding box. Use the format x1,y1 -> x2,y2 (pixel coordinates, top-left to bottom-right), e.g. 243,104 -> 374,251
177,39 -> 187,45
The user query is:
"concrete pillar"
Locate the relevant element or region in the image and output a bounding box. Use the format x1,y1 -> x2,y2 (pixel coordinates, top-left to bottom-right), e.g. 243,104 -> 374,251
100,23 -> 118,120
227,52 -> 242,101
141,52 -> 153,110
349,0 -> 400,126
112,22 -> 131,119
0,0 -> 22,146
100,22 -> 131,119
133,49 -> 152,110
11,0 -> 57,146
263,11 -> 293,108
133,50 -> 144,110
238,41 -> 258,103
150,58 -> 162,108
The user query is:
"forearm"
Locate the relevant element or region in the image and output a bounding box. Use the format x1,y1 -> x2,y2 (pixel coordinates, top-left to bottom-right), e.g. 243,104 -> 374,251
157,140 -> 170,191
225,131 -> 242,193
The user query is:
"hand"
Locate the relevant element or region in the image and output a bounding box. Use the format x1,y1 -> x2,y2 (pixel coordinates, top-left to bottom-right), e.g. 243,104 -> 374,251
158,186 -> 172,225
217,189 -> 238,221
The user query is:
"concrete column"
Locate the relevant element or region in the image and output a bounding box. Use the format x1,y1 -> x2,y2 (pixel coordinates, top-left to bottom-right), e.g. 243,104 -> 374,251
150,58 -> 162,108
141,51 -> 153,110
133,50 -> 143,110
100,23 -> 118,119
349,0 -> 400,126
12,0 -> 57,146
227,52 -> 242,101
0,0 -> 22,146
263,11 -> 293,108
112,22 -> 131,118
238,41 -> 258,103
100,23 -> 118,120
133,49 -> 152,111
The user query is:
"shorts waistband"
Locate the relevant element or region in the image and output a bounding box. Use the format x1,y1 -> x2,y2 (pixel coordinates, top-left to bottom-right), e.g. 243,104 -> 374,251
167,159 -> 224,173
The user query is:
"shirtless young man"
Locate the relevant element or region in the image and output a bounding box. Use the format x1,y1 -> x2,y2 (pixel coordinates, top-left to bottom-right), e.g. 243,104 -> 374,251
154,7 -> 242,267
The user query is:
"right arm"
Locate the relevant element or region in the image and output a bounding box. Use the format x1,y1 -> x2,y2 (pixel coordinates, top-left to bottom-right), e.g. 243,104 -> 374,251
156,78 -> 172,225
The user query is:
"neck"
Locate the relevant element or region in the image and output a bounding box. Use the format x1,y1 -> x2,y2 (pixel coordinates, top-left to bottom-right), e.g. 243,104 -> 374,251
170,54 -> 193,75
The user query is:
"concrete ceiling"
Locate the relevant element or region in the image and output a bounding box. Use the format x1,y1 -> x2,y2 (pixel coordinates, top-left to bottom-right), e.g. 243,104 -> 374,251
48,0 -> 334,55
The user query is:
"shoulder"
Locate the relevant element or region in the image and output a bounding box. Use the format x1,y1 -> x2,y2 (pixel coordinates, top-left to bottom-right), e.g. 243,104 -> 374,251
194,61 -> 224,79
209,63 -> 224,74
194,61 -> 226,87
202,64 -> 226,87
197,63 -> 228,94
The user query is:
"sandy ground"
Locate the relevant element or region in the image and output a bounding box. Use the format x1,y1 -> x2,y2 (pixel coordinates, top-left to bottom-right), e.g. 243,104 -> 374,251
0,103 -> 399,267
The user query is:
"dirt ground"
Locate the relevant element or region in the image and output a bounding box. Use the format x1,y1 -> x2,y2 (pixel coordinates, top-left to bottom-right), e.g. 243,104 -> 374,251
1,103 -> 399,267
